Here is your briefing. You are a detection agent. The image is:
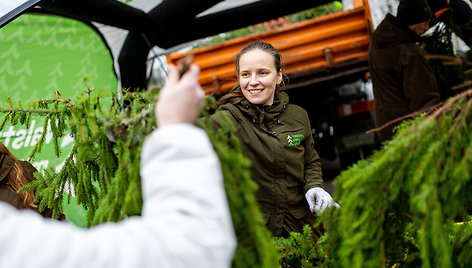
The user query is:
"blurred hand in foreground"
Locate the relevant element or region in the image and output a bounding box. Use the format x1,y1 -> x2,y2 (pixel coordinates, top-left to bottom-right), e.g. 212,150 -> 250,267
156,64 -> 204,127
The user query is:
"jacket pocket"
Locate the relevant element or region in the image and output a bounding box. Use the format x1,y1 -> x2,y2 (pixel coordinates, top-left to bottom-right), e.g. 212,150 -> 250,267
290,206 -> 310,219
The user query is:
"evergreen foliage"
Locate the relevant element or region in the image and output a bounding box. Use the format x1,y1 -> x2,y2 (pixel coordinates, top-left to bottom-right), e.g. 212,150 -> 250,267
285,1 -> 342,24
1,89 -> 156,223
323,89 -> 472,267
5,87 -> 472,267
423,17 -> 468,100
0,88 -> 278,267
274,225 -> 330,268
4,78 -> 472,268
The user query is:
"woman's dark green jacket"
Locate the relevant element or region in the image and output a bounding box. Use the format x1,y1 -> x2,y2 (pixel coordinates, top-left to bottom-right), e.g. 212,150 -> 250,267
216,91 -> 323,236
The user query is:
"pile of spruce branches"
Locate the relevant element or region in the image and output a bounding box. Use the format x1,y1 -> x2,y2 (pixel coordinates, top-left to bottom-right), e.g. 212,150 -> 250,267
323,89 -> 472,267
0,89 -> 278,267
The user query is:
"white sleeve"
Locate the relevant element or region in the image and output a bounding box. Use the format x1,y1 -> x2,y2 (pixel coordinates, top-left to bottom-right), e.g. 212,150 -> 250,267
0,123 -> 236,268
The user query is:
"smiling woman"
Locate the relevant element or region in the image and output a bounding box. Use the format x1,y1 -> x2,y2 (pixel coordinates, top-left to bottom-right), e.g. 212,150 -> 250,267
217,41 -> 287,106
238,49 -> 282,105
212,40 -> 339,238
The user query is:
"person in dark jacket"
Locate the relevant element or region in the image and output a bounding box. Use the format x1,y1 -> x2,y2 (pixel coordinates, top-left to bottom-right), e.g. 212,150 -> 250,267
215,41 -> 338,237
369,0 -> 441,141
0,141 -> 61,218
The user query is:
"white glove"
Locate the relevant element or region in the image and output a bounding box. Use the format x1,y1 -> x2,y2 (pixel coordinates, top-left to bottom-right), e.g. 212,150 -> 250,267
305,187 -> 340,214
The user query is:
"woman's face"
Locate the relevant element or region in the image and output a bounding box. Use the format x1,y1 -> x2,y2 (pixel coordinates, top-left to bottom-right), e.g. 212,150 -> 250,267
238,49 -> 282,106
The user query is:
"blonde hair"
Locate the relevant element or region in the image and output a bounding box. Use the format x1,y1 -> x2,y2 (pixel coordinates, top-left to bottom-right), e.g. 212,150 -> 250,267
0,142 -> 37,208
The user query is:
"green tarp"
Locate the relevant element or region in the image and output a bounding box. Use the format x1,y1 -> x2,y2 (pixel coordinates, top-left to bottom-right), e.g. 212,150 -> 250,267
0,13 -> 117,169
0,13 -> 118,226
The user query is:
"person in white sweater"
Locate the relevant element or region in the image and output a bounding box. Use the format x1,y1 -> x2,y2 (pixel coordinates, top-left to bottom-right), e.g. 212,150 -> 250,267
0,64 -> 237,268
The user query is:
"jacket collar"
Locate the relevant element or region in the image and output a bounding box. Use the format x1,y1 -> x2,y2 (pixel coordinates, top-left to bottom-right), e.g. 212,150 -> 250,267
221,91 -> 289,128
237,91 -> 288,118
220,91 -> 289,126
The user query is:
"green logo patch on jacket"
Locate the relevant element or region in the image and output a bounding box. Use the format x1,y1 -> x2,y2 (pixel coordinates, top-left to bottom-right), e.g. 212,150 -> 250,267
287,134 -> 304,147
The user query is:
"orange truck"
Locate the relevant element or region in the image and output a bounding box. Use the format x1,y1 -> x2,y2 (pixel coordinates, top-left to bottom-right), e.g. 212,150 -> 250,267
167,0 -> 378,172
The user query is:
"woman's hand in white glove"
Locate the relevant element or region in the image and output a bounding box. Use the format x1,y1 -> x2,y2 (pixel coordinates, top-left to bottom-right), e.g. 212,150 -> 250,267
305,187 -> 340,214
